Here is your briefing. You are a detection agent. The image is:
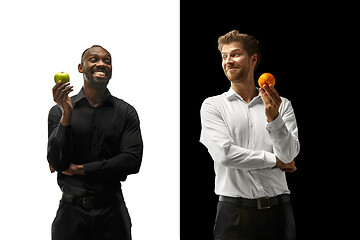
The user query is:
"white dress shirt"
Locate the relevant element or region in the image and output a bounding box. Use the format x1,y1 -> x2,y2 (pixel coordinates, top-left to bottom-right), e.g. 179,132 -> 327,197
200,87 -> 300,199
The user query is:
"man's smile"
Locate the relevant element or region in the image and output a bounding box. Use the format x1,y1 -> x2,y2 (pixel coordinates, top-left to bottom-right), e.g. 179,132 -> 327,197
92,68 -> 109,78
226,66 -> 239,72
93,71 -> 107,77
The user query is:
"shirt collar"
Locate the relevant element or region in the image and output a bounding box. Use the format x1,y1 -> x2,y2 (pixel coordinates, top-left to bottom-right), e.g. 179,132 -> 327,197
225,87 -> 239,101
73,87 -> 114,107
225,87 -> 261,103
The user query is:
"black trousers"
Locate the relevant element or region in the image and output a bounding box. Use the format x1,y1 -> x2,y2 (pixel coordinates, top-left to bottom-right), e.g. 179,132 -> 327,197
52,193 -> 131,240
214,198 -> 296,240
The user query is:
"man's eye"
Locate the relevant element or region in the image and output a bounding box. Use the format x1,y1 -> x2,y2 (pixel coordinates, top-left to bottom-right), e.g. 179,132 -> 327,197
233,52 -> 242,57
90,58 -> 97,62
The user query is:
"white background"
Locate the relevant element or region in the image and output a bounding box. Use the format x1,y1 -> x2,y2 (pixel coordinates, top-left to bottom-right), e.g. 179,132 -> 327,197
0,0 -> 179,239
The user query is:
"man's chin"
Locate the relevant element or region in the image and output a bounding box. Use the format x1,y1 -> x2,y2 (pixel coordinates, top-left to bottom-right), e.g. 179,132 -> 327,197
88,77 -> 110,88
94,75 -> 110,82
226,75 -> 242,83
226,72 -> 248,83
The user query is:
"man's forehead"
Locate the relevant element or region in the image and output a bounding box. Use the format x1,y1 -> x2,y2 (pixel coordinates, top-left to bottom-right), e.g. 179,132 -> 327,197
85,47 -> 111,57
221,42 -> 245,54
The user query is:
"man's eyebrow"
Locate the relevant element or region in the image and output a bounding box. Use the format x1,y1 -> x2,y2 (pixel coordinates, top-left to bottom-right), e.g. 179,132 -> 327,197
88,53 -> 111,58
221,49 -> 242,55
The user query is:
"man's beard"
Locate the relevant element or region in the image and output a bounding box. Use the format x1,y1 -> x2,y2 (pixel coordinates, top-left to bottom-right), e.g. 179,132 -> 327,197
84,71 -> 111,89
89,78 -> 110,89
225,67 -> 249,83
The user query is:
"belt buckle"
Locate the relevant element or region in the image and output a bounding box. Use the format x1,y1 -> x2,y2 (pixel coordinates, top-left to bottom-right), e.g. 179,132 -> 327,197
82,197 -> 96,208
257,197 -> 270,210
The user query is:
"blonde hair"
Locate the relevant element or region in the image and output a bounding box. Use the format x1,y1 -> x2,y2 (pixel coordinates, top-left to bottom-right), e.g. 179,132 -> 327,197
218,30 -> 261,70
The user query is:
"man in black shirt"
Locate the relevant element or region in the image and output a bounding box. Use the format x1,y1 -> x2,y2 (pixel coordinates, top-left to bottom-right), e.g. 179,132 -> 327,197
47,45 -> 143,240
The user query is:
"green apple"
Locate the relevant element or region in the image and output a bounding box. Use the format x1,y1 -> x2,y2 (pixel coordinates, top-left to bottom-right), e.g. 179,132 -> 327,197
54,72 -> 70,83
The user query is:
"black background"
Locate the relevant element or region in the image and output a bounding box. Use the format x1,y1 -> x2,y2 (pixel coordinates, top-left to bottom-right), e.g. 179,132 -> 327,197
180,2 -> 356,239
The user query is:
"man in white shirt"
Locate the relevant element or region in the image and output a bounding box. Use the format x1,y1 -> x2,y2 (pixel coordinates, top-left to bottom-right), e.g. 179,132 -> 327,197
200,30 -> 300,240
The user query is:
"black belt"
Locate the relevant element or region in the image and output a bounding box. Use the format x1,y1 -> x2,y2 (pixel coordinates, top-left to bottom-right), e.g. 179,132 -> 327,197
62,192 -> 122,209
219,194 -> 291,210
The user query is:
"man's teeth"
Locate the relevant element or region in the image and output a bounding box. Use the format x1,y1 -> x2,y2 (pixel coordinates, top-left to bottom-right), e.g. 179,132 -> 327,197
94,72 -> 106,76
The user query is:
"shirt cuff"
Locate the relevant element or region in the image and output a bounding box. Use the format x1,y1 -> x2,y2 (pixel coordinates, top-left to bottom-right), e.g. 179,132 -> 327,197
83,161 -> 102,176
266,114 -> 285,133
264,151 -> 277,168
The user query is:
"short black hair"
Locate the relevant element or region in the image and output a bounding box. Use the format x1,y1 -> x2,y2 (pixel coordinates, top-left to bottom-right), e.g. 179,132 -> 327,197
81,45 -> 108,64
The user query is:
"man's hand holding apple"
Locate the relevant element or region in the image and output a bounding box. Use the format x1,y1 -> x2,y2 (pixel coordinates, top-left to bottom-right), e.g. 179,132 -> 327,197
52,81 -> 73,126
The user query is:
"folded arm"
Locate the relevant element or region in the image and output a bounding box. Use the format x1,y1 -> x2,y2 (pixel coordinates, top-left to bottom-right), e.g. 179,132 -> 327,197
83,107 -> 143,181
200,100 -> 276,171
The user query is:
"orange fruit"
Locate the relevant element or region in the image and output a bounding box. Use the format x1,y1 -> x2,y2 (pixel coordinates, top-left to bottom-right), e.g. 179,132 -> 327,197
258,73 -> 275,88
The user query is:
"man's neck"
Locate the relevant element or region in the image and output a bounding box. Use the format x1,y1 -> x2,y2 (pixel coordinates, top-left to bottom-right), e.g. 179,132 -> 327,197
231,79 -> 258,103
83,83 -> 106,107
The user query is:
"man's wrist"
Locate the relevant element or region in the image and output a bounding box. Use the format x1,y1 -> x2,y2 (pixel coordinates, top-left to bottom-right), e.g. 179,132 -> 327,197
267,112 -> 279,123
76,164 -> 85,175
275,157 -> 283,168
275,157 -> 279,167
60,112 -> 72,126
62,163 -> 84,176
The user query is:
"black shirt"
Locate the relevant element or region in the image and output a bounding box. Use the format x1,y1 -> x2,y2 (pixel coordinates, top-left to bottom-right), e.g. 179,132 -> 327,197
47,88 -> 143,196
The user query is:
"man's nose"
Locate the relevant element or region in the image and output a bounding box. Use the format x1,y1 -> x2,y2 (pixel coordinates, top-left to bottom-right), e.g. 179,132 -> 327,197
224,56 -> 234,64
96,59 -> 106,67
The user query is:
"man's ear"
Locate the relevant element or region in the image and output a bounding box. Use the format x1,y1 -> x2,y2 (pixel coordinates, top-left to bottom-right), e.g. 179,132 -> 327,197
78,63 -> 84,73
251,54 -> 258,68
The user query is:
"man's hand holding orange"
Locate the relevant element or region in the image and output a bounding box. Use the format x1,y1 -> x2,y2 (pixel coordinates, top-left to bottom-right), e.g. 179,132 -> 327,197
258,73 -> 275,88
259,73 -> 296,172
258,73 -> 282,123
